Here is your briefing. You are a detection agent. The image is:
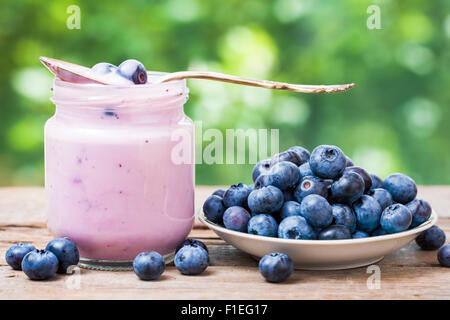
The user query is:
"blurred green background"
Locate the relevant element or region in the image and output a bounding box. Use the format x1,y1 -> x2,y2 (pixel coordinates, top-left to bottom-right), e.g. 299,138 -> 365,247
1,0 -> 449,186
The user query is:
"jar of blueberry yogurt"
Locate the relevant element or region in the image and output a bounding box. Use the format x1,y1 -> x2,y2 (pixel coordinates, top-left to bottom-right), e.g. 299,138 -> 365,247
45,72 -> 194,270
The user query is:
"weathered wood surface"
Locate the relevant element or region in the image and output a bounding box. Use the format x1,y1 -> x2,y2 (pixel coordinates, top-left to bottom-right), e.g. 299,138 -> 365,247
0,186 -> 449,300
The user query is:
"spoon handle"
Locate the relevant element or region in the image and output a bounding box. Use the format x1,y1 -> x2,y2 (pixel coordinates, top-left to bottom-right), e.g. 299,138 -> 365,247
154,71 -> 355,93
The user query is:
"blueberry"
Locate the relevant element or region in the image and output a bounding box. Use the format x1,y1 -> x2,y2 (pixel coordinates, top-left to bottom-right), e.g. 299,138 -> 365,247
21,249 -> 59,280
45,238 -> 80,273
176,238 -> 208,254
222,183 -> 251,208
380,204 -> 412,234
318,225 -> 352,240
103,108 -> 118,117
345,166 -> 372,192
252,159 -> 271,182
5,243 -> 36,270
247,186 -> 284,214
254,174 -> 275,189
415,226 -> 446,250
352,230 -> 369,239
259,253 -> 294,283
293,175 -> 328,202
282,188 -> 295,202
278,216 -> 316,239
382,173 -> 417,204
270,150 -> 302,167
370,174 -> 383,190
223,206 -> 251,232
352,195 -> 382,233
298,162 -> 313,179
288,146 -> 310,165
203,195 -> 225,224
212,189 -> 226,197
133,251 -> 165,280
371,227 -> 388,237
345,156 -> 354,167
330,171 -> 365,204
269,161 -> 300,190
367,188 -> 393,211
331,204 -> 356,233
437,245 -> 450,267
248,214 -> 278,237
117,59 -> 148,84
91,62 -> 117,75
309,145 -> 347,179
280,201 -> 302,220
406,199 -> 432,228
174,245 -> 209,275
300,194 -> 333,229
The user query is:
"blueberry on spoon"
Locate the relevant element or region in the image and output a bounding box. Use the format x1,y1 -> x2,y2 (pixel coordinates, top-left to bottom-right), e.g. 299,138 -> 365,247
118,59 -> 148,84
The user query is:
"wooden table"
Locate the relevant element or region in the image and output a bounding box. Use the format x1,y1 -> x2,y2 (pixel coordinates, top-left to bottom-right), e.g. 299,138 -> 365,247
1,186 -> 449,300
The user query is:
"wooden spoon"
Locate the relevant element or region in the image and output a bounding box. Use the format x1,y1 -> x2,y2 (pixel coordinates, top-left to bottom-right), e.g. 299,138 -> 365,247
40,56 -> 354,93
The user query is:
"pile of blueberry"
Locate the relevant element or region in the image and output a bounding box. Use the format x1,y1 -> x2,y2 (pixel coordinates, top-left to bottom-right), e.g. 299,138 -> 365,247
5,238 -> 79,280
133,239 -> 209,280
203,144 -> 450,271
89,59 -> 148,85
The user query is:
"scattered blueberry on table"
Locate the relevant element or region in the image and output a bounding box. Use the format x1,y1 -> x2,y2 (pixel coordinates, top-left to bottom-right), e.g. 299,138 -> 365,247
45,237 -> 80,273
174,243 -> 209,275
415,226 -> 446,250
5,243 -> 36,270
259,252 -> 294,283
437,244 -> 450,267
21,249 -> 59,280
133,251 -> 166,280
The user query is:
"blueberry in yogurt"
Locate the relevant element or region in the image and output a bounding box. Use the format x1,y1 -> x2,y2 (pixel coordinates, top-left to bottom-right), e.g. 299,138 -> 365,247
309,145 -> 347,179
5,243 -> 36,270
117,59 -> 148,84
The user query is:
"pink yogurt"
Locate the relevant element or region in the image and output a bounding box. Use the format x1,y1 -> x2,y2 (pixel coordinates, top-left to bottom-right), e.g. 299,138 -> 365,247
45,75 -> 194,269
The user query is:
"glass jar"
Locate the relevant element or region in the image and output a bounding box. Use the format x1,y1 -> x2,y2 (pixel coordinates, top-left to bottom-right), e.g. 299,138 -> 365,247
45,75 -> 194,270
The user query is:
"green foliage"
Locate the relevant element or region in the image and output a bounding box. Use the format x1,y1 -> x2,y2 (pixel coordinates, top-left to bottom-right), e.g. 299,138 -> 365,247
0,0 -> 449,185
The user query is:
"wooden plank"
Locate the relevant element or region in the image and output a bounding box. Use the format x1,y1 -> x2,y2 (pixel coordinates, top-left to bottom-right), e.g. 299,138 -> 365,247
0,187 -> 449,300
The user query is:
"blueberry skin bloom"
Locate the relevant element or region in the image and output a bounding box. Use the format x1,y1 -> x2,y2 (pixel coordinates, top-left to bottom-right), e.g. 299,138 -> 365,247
330,171 -> 365,204
280,201 -> 302,220
269,161 -> 300,190
270,150 -> 302,167
293,176 -> 328,202
298,162 -> 313,179
380,204 -> 412,234
309,145 -> 347,179
45,238 -> 80,273
223,206 -> 251,232
248,214 -> 278,237
117,59 -> 148,84
332,204 -> 356,233
278,216 -> 316,240
203,195 -> 225,224
352,195 -> 382,233
406,199 -> 432,228
437,245 -> 450,267
352,230 -> 369,239
252,159 -> 271,182
345,166 -> 372,193
318,225 -> 352,240
21,250 -> 59,280
133,251 -> 165,280
415,226 -> 446,250
176,238 -> 208,254
370,174 -> 383,190
367,188 -> 393,211
174,245 -> 209,275
223,183 -> 251,208
259,253 -> 294,283
212,189 -> 226,197
382,173 -> 417,204
288,146 -> 310,165
300,194 -> 333,229
247,186 -> 284,214
5,243 -> 36,270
